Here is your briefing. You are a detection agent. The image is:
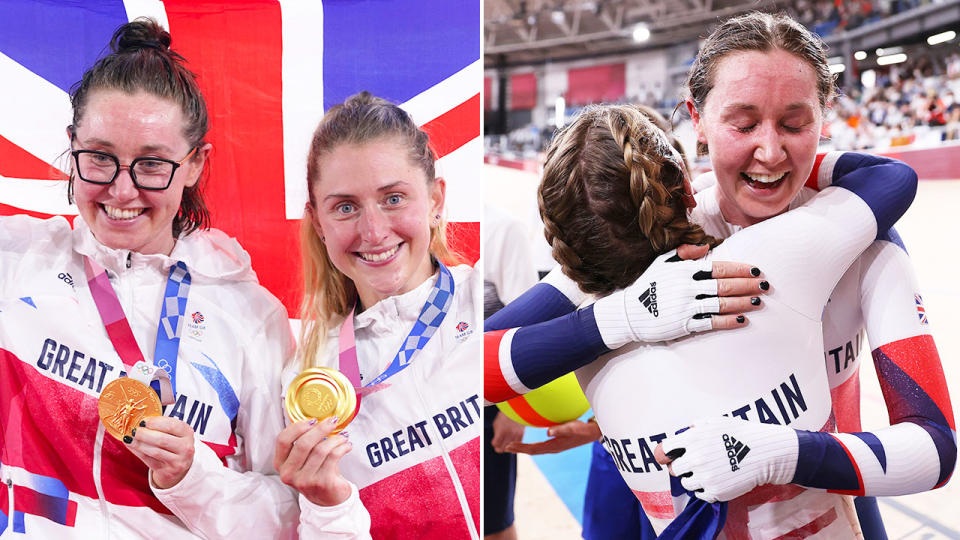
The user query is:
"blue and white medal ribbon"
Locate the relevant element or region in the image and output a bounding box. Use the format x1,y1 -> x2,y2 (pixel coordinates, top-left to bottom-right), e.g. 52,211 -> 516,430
154,261 -> 191,396
84,257 -> 190,404
364,263 -> 454,387
339,263 -> 455,392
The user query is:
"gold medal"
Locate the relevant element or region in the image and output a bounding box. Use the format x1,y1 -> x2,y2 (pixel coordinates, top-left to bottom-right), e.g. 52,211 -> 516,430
285,367 -> 358,434
98,377 -> 162,441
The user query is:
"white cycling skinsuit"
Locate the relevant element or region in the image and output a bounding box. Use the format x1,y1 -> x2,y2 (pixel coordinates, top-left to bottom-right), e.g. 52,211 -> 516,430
485,152 -> 939,538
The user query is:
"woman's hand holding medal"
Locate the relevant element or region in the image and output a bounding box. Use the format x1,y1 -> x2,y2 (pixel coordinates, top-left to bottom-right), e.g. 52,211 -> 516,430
124,416 -> 197,489
85,252 -> 198,490
275,418 -> 354,506
277,367 -> 358,506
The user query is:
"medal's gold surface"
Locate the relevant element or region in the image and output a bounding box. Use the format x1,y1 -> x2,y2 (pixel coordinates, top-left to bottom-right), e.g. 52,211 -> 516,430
98,377 -> 162,440
285,367 -> 358,434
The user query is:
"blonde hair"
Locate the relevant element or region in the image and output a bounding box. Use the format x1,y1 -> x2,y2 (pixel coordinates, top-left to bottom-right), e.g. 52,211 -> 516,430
540,104 -> 718,295
297,92 -> 459,370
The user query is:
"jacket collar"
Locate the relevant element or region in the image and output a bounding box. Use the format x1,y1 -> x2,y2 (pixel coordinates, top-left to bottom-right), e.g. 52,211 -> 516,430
71,216 -> 257,283
692,184 -> 815,234
351,269 -> 440,332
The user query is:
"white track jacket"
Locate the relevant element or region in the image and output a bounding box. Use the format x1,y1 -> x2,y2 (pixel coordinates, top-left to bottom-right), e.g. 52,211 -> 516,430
0,215 -> 345,539
292,265 -> 482,540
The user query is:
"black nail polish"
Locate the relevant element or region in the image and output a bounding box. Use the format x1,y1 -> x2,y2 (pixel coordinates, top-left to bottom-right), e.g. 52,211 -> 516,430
692,270 -> 713,280
750,267 -> 761,277
751,297 -> 761,306
737,315 -> 745,323
759,281 -> 770,291
139,420 -> 146,427
692,313 -> 712,320
123,435 -> 133,444
666,448 -> 686,460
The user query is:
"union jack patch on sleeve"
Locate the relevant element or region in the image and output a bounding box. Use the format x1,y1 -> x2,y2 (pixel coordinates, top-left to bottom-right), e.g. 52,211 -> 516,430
916,294 -> 928,325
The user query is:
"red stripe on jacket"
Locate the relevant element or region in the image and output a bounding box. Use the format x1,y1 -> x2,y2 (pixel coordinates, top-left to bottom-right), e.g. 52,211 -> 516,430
359,437 -> 479,539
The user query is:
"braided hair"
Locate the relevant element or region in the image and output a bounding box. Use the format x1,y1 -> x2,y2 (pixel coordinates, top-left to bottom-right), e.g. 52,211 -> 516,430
539,104 -> 719,295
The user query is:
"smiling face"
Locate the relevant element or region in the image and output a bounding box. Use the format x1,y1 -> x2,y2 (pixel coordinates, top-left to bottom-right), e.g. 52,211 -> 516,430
71,89 -> 207,256
690,49 -> 823,227
310,137 -> 445,309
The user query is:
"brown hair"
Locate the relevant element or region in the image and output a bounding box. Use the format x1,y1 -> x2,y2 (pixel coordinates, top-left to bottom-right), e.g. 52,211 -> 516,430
634,104 -> 692,174
68,17 -> 210,236
686,11 -> 835,155
540,104 -> 718,295
298,91 -> 456,369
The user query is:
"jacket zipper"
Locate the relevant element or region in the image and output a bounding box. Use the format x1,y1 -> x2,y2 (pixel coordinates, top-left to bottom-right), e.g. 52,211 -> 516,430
5,474 -> 13,534
96,262 -> 127,539
93,422 -> 110,538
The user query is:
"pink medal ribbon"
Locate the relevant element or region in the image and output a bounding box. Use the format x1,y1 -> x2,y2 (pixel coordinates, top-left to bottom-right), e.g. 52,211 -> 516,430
336,263 -> 454,403
337,305 -> 365,405
83,256 -> 175,405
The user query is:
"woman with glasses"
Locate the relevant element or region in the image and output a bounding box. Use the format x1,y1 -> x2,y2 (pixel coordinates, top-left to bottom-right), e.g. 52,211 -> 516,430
0,18 -> 361,538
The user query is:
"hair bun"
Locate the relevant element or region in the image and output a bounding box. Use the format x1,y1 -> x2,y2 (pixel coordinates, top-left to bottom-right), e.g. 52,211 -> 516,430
342,91 -> 395,111
111,18 -> 172,54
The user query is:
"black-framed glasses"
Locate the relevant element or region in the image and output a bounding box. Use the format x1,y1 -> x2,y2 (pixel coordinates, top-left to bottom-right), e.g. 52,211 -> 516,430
70,147 -> 198,191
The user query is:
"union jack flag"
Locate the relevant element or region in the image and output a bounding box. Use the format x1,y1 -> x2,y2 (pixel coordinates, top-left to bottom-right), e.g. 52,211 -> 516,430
456,321 -> 469,332
916,293 -> 928,325
191,311 -> 204,324
0,0 -> 481,316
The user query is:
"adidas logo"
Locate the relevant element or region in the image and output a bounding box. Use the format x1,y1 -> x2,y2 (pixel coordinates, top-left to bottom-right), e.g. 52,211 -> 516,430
638,282 -> 659,317
722,433 -> 750,471
57,272 -> 75,288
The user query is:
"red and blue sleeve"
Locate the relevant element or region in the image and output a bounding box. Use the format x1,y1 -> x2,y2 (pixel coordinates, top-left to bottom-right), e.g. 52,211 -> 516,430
485,152 -> 919,405
484,268 -> 609,403
814,151 -> 918,236
792,239 -> 955,495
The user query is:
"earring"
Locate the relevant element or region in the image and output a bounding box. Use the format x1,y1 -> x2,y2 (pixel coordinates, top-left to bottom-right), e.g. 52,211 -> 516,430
320,236 -> 325,242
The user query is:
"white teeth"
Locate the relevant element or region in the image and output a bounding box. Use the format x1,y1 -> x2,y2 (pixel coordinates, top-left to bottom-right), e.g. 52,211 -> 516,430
359,245 -> 400,262
744,172 -> 788,184
104,205 -> 145,220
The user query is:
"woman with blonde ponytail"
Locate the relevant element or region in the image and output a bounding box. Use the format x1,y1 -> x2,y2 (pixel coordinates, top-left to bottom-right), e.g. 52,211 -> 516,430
296,155 -> 459,374
274,92 -> 481,539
